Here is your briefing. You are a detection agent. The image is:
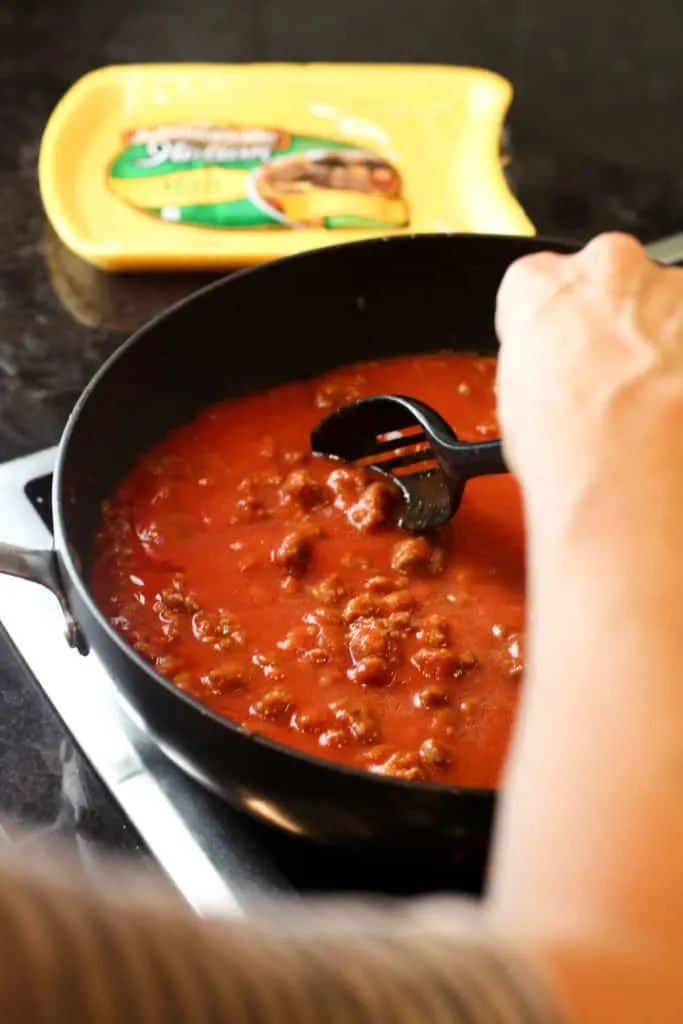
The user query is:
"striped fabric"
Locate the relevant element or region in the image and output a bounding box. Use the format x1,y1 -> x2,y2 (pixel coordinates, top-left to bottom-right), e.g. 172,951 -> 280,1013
0,844 -> 561,1023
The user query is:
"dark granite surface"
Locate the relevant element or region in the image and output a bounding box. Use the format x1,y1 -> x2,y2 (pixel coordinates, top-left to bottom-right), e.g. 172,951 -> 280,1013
2,0 -> 683,856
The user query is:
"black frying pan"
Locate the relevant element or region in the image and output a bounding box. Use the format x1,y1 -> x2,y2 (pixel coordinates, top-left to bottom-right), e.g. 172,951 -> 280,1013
0,233 -> 577,865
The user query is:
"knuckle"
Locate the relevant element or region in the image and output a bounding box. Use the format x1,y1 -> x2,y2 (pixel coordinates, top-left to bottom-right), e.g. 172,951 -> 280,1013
577,232 -> 646,275
495,251 -> 566,332
499,251 -> 562,293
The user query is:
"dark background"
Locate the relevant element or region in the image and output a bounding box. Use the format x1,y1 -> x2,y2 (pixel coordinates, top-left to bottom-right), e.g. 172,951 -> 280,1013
6,0 -> 683,173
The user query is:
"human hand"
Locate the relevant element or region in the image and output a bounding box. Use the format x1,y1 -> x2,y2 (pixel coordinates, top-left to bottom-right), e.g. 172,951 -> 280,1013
491,238 -> 683,1013
495,233 -> 683,501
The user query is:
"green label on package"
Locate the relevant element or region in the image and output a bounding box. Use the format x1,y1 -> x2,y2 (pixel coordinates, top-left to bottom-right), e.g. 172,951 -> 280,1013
108,124 -> 410,230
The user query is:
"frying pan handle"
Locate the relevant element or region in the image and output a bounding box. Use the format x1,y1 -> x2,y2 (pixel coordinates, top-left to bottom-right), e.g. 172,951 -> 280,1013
0,542 -> 87,654
646,235 -> 683,266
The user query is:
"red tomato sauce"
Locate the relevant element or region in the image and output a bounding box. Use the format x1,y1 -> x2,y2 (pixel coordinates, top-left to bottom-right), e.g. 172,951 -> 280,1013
91,354 -> 525,788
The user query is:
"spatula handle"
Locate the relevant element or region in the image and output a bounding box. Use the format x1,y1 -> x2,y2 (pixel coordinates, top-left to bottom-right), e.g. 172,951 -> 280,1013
452,439 -> 507,480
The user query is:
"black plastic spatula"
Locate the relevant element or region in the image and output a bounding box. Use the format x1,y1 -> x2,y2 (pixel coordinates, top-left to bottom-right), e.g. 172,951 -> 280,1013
311,394 -> 508,531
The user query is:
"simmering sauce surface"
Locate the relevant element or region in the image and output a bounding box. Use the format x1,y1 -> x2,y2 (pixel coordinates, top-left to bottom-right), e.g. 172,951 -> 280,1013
92,354 -> 525,788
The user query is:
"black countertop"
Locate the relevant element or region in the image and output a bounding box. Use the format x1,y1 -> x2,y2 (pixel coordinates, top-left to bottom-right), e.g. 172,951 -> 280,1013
2,0 -> 683,854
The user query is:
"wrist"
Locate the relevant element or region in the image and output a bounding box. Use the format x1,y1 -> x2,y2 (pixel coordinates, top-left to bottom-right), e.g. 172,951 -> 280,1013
522,444 -> 683,565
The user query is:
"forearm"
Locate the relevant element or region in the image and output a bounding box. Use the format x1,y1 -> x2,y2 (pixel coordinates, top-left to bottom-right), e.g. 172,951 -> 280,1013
489,468 -> 683,1015
0,846 -> 557,1024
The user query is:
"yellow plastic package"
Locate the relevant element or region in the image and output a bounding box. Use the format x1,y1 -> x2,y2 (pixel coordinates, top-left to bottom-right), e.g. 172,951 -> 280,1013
39,63 -> 534,271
